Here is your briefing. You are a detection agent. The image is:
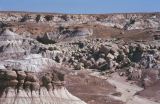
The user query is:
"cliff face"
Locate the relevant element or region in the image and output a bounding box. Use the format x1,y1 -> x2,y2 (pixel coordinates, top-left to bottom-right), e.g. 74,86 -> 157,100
0,68 -> 86,104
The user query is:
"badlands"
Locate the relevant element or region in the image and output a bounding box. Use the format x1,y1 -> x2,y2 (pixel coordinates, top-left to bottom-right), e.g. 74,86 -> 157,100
0,12 -> 160,104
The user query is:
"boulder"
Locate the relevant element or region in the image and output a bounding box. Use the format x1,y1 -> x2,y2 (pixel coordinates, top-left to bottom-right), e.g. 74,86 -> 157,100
110,44 -> 119,55
107,53 -> 114,60
85,60 -> 93,68
17,80 -> 25,87
96,58 -> 106,66
123,46 -> 130,54
154,35 -> 160,40
98,63 -> 109,71
26,73 -> 38,82
42,75 -> 52,86
137,43 -> 147,52
17,71 -> 26,80
99,45 -> 110,55
117,53 -> 125,62
74,63 -> 84,70
5,70 -> 17,80
8,80 -> 18,87
24,81 -> 32,89
90,58 -> 96,63
100,53 -> 105,58
0,79 -> 19,87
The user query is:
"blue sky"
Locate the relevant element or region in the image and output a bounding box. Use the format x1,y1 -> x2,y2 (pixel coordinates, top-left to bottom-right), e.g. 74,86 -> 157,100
0,0 -> 160,14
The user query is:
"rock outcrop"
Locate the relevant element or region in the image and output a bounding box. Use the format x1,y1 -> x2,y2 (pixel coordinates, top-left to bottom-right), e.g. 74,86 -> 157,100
0,67 -> 86,104
0,29 -> 86,104
0,12 -> 160,30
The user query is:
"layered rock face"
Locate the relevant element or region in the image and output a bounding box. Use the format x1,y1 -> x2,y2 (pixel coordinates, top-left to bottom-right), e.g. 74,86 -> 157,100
0,68 -> 86,104
0,29 -> 86,104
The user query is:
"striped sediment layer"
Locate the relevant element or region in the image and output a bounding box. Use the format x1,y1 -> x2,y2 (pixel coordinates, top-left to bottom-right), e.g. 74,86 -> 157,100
0,69 -> 86,104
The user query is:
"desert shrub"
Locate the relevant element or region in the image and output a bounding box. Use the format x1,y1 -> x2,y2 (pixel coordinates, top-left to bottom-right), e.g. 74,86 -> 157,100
44,15 -> 53,21
36,15 -> 41,22
20,14 -> 30,22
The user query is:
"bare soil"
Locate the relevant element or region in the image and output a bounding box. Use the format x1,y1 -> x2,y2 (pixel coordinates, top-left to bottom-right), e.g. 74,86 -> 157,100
65,71 -> 124,104
137,80 -> 160,103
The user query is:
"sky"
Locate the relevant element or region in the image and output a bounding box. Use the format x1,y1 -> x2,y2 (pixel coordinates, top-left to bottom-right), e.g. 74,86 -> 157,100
0,0 -> 160,14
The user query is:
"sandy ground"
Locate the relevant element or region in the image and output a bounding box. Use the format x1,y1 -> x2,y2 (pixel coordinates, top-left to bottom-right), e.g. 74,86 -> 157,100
137,80 -> 160,103
107,73 -> 159,104
66,71 -> 124,104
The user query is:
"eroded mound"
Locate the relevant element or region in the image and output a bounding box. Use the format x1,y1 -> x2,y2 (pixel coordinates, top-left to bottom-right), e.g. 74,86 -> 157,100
0,68 -> 86,104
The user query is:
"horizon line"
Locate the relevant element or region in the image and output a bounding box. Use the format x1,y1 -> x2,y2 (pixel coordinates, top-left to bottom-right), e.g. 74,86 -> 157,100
0,10 -> 160,15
